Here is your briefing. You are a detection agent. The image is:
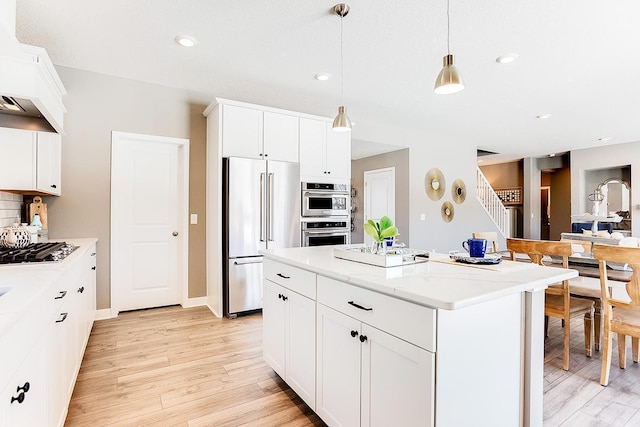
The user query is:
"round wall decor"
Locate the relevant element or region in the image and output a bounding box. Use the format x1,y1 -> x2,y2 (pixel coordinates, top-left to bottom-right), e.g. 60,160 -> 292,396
425,168 -> 446,201
441,201 -> 454,222
452,179 -> 466,204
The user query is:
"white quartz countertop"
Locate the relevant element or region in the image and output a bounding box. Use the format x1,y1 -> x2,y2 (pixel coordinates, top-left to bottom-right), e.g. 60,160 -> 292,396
0,238 -> 98,335
261,246 -> 579,310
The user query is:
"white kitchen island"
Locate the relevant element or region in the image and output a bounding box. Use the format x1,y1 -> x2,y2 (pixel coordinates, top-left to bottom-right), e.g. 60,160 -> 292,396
261,246 -> 578,427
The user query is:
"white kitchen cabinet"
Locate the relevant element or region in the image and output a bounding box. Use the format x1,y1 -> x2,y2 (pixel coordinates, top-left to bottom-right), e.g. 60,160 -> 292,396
263,260 -> 316,409
220,104 -> 298,162
0,336 -> 47,427
299,118 -> 351,181
36,131 -> 62,195
316,303 -> 434,427
0,127 -> 61,195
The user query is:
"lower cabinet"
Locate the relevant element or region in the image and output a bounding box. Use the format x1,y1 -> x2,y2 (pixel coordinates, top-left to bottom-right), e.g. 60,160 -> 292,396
0,336 -> 47,427
316,304 -> 434,427
263,278 -> 316,409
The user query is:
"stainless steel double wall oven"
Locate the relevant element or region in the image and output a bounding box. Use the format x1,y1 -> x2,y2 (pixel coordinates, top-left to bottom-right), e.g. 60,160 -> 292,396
301,182 -> 350,247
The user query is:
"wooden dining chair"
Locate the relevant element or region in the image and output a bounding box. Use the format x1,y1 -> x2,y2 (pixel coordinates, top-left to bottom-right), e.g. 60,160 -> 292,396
506,238 -> 594,370
592,243 -> 640,386
472,231 -> 500,253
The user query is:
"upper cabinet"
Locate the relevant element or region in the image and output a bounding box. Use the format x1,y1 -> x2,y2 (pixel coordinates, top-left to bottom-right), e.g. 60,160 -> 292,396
299,118 -> 351,181
220,104 -> 298,163
0,127 -> 62,196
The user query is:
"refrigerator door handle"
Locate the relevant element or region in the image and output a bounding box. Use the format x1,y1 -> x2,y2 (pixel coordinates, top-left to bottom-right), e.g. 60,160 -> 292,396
268,172 -> 275,241
233,258 -> 263,266
260,172 -> 266,242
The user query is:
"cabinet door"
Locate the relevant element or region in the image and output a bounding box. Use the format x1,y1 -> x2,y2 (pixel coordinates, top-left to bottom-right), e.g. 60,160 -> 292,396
316,304 -> 361,427
46,308 -> 69,427
325,123 -> 351,180
36,132 -> 62,195
286,291 -> 316,410
360,324 -> 435,427
221,104 -> 263,159
263,112 -> 298,162
0,127 -> 37,191
263,280 -> 287,378
0,336 -> 47,427
299,118 -> 326,178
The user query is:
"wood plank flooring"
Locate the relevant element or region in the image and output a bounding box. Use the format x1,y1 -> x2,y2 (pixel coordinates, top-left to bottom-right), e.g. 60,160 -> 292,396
66,305 -> 640,426
65,306 -> 325,427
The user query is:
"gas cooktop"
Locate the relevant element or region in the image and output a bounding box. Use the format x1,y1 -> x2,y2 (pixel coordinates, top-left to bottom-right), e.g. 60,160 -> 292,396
0,242 -> 77,264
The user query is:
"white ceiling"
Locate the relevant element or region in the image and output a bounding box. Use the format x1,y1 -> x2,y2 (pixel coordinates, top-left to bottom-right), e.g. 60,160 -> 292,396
14,0 -> 640,163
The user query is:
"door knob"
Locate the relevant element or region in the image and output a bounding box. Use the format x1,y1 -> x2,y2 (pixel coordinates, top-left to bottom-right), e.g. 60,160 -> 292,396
172,231 -> 179,236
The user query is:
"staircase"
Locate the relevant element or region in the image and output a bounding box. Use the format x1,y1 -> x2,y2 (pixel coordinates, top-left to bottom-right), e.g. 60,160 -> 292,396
476,167 -> 511,238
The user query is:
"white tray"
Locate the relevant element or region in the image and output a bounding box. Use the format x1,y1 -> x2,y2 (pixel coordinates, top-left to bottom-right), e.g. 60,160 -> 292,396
333,245 -> 428,268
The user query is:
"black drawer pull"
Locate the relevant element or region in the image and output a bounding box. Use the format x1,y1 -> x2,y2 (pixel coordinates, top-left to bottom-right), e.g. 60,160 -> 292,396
276,273 -> 290,279
91,252 -> 96,256
11,382 -> 30,404
348,301 -> 373,311
359,335 -> 368,343
91,266 -> 96,270
350,330 -> 358,338
56,312 -> 68,323
54,290 -> 67,300
78,286 -> 85,293
50,184 -> 57,188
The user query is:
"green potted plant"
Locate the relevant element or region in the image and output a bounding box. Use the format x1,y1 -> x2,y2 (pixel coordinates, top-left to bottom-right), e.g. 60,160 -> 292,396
364,216 -> 398,253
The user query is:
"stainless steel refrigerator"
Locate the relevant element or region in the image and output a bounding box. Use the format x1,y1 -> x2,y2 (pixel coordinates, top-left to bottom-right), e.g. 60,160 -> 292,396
222,157 -> 300,318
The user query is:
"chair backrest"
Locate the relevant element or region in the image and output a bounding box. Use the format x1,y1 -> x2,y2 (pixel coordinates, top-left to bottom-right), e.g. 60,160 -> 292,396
592,244 -> 640,309
506,238 -> 572,267
506,238 -> 572,300
473,231 -> 499,253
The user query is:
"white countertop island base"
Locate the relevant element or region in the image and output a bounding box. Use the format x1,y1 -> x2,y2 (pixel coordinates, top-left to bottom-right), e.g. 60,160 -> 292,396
261,246 -> 578,427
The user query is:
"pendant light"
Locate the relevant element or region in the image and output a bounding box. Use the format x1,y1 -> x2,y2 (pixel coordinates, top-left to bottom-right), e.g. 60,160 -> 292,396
434,0 -> 464,94
332,3 -> 352,132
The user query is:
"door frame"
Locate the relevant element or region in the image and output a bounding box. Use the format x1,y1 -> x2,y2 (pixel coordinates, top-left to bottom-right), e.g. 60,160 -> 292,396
363,167 -> 396,244
110,131 -> 190,316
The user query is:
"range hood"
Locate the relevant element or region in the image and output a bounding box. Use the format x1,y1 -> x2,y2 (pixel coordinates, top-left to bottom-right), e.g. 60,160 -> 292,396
0,43 -> 66,133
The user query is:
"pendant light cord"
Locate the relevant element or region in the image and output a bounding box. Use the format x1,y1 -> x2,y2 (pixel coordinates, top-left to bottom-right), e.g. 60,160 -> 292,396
446,0 -> 450,55
340,12 -> 344,102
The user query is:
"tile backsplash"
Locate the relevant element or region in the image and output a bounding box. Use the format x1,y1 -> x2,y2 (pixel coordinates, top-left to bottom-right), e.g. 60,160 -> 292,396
0,192 -> 23,227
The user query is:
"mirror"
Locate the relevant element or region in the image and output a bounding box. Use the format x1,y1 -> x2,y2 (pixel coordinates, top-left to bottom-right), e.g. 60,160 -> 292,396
597,178 -> 630,215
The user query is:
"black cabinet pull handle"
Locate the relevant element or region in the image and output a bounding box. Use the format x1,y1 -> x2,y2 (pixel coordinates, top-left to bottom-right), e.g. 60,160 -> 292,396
11,382 -> 30,404
278,293 -> 282,299
276,273 -> 290,279
54,290 -> 67,300
78,286 -> 85,293
56,312 -> 68,323
91,252 -> 96,256
51,184 -> 57,188
350,330 -> 358,338
348,301 -> 373,311
359,335 -> 368,343
91,266 -> 96,270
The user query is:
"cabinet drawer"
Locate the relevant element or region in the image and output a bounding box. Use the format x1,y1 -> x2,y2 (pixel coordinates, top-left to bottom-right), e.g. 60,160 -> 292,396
264,260 -> 316,300
317,276 -> 436,352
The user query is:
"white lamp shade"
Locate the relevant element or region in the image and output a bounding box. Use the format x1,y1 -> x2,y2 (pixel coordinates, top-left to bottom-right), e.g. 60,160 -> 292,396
434,54 -> 465,94
332,105 -> 352,132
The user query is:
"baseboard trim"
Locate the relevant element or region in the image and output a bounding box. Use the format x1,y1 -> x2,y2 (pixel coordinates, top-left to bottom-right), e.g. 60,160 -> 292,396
206,304 -> 222,318
182,296 -> 207,308
95,308 -> 115,320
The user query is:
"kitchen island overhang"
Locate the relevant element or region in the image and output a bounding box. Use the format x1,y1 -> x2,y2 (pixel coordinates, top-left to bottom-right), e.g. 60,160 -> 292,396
261,246 -> 577,427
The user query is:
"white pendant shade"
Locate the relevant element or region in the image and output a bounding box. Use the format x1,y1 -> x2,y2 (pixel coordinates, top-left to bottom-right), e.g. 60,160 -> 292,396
332,105 -> 352,132
434,54 -> 464,94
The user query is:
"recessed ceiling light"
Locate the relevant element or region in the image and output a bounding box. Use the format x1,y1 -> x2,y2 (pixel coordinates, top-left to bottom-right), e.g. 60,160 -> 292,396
496,53 -> 519,64
536,114 -> 552,119
175,35 -> 197,47
598,137 -> 612,142
314,72 -> 332,81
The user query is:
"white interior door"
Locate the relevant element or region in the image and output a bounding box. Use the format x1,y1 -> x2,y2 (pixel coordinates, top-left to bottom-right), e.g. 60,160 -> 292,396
364,167 -> 396,244
111,131 -> 189,314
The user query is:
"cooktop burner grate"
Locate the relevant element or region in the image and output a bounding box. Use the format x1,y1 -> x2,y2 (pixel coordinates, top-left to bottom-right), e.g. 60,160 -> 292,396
0,242 -> 76,264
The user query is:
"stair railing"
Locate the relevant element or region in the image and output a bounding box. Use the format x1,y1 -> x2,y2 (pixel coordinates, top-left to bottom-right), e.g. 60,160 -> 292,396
476,167 -> 510,238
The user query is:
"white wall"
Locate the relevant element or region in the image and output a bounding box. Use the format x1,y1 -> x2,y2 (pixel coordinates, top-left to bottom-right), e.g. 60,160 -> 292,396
571,141 -> 640,236
407,143 -> 498,252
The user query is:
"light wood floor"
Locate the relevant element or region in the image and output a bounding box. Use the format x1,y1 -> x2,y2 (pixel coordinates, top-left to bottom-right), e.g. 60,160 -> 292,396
65,305 -> 325,427
66,305 -> 640,427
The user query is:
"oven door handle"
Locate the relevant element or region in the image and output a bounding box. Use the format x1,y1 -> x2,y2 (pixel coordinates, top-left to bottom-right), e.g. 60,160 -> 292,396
303,230 -> 349,234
